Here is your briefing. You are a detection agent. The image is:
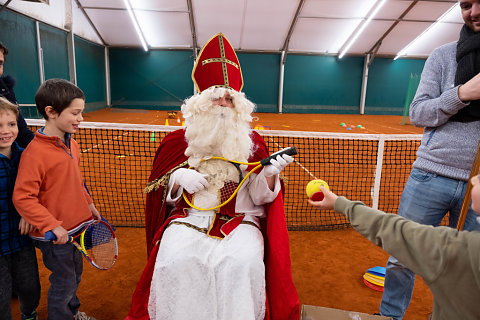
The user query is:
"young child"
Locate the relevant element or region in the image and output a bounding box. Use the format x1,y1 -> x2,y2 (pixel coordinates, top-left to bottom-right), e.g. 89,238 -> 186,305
0,97 -> 40,320
13,79 -> 101,320
308,176 -> 480,320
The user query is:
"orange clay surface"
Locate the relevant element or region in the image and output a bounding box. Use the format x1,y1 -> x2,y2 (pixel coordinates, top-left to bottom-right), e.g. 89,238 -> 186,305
12,109 -> 431,320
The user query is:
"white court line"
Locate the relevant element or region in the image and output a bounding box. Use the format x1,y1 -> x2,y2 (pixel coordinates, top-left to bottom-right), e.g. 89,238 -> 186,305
82,131 -> 130,154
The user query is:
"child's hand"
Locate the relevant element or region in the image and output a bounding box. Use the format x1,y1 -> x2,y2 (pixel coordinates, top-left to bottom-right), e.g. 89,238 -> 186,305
308,186 -> 338,210
89,203 -> 101,221
18,217 -> 36,235
50,226 -> 69,244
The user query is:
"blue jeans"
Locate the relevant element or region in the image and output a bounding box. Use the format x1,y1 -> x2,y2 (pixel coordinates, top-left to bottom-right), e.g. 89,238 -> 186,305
34,240 -> 83,320
379,168 -> 480,320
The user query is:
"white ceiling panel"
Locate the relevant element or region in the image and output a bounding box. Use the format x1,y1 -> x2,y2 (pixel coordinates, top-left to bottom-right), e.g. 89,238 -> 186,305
381,21 -> 434,56
301,0 -> 377,19
84,9 -> 140,47
289,18 -> 362,54
397,21 -> 463,57
131,0 -> 188,11
403,1 -> 456,21
347,20 -> 396,55
79,0 -> 125,9
136,11 -> 191,48
375,1 -> 415,20
240,0 -> 298,51
193,0 -> 246,49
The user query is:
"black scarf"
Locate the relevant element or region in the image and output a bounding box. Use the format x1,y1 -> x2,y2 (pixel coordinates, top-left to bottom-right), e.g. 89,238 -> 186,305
452,24 -> 480,122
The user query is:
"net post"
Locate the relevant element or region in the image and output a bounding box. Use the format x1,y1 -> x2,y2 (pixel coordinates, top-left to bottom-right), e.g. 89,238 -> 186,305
372,136 -> 385,210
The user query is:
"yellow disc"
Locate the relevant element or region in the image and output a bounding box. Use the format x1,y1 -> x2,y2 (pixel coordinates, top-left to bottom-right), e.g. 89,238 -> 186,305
306,179 -> 330,198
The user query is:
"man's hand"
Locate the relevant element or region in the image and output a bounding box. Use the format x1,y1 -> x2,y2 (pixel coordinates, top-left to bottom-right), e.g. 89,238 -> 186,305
172,168 -> 209,194
458,72 -> 480,102
308,186 -> 338,210
18,217 -> 36,235
263,154 -> 294,177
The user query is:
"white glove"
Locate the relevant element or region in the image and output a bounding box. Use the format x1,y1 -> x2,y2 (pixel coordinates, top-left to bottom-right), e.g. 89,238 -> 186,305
171,168 -> 209,193
263,154 -> 294,177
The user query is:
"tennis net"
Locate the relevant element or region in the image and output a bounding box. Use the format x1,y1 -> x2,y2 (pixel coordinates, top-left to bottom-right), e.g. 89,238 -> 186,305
27,120 -> 421,231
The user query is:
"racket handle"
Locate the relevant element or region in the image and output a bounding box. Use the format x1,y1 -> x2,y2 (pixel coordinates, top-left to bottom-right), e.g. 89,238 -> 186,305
44,231 -> 72,242
260,146 -> 297,166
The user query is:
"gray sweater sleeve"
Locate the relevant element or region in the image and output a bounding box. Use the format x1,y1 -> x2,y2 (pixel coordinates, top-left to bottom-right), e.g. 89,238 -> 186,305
334,196 -> 462,283
409,42 -> 468,128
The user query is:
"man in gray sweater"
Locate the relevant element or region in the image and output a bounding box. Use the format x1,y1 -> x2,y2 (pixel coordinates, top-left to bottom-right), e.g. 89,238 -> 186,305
376,1 -> 480,318
308,173 -> 480,320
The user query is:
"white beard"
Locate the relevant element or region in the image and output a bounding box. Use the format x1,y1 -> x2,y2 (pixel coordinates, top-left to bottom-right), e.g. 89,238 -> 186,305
182,91 -> 254,209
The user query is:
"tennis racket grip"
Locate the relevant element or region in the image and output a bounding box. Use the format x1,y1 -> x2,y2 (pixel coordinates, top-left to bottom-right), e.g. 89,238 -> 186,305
44,231 -> 72,242
260,146 -> 297,166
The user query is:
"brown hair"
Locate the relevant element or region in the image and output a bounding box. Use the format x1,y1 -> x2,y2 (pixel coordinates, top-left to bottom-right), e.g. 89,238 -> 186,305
0,96 -> 18,117
0,42 -> 8,57
35,78 -> 85,120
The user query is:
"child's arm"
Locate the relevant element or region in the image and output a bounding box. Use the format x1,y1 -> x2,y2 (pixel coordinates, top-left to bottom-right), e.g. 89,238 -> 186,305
309,187 -> 462,283
89,203 -> 101,221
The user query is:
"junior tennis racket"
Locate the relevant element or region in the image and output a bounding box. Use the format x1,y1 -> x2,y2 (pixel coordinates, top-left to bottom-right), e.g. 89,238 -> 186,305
182,146 -> 297,210
45,220 -> 118,270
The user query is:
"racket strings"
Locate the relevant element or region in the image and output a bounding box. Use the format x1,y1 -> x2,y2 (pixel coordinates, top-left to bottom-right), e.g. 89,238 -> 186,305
84,223 -> 117,269
220,181 -> 239,203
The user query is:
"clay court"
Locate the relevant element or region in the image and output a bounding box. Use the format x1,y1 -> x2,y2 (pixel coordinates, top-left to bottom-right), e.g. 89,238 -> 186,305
12,111 -> 432,320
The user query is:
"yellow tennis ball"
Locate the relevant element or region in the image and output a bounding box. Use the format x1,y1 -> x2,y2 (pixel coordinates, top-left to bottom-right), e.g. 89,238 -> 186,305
306,179 -> 330,201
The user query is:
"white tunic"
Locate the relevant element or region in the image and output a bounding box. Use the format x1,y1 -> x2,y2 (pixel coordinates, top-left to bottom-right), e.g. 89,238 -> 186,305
148,170 -> 280,320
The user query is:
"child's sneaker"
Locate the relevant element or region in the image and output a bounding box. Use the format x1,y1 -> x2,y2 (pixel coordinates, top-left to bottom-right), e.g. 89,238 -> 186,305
74,311 -> 97,320
21,310 -> 38,320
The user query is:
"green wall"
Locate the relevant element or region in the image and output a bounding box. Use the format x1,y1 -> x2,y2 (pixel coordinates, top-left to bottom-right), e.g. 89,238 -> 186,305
40,24 -> 69,81
238,53 -> 280,113
366,58 -> 425,115
283,54 -> 364,113
0,9 -> 40,105
109,48 -> 193,110
75,36 -> 106,112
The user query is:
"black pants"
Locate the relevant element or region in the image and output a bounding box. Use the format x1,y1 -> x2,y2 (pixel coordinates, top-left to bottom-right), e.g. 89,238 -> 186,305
0,245 -> 41,319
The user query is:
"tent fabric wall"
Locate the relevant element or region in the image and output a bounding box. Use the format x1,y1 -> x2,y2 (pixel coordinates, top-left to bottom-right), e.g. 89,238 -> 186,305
75,36 -> 107,112
39,24 -> 69,82
109,48 -> 193,110
283,54 -> 364,114
0,9 -> 40,105
366,58 -> 426,115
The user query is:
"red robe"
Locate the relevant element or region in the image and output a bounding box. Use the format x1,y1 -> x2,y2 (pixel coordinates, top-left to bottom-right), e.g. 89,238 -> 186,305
125,129 -> 300,320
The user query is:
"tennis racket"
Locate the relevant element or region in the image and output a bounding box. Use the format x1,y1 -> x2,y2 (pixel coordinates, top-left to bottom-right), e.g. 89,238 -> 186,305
45,220 -> 118,270
182,146 -> 297,210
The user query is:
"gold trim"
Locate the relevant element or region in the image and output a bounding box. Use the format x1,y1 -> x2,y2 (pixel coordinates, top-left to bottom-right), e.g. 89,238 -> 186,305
168,218 -> 259,236
218,34 -> 229,88
144,160 -> 188,194
202,58 -> 239,69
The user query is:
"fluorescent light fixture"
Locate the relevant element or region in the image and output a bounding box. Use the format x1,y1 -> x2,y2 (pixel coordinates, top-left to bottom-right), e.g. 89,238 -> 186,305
123,0 -> 149,52
338,0 -> 387,59
394,3 -> 458,60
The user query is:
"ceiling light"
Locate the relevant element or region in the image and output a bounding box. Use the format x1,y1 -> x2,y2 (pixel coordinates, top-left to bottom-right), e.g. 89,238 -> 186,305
394,3 -> 458,60
122,0 -> 149,52
338,0 -> 387,59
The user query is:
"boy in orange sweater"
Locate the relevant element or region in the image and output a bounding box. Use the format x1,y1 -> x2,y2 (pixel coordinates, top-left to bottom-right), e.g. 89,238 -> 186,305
13,79 -> 100,320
